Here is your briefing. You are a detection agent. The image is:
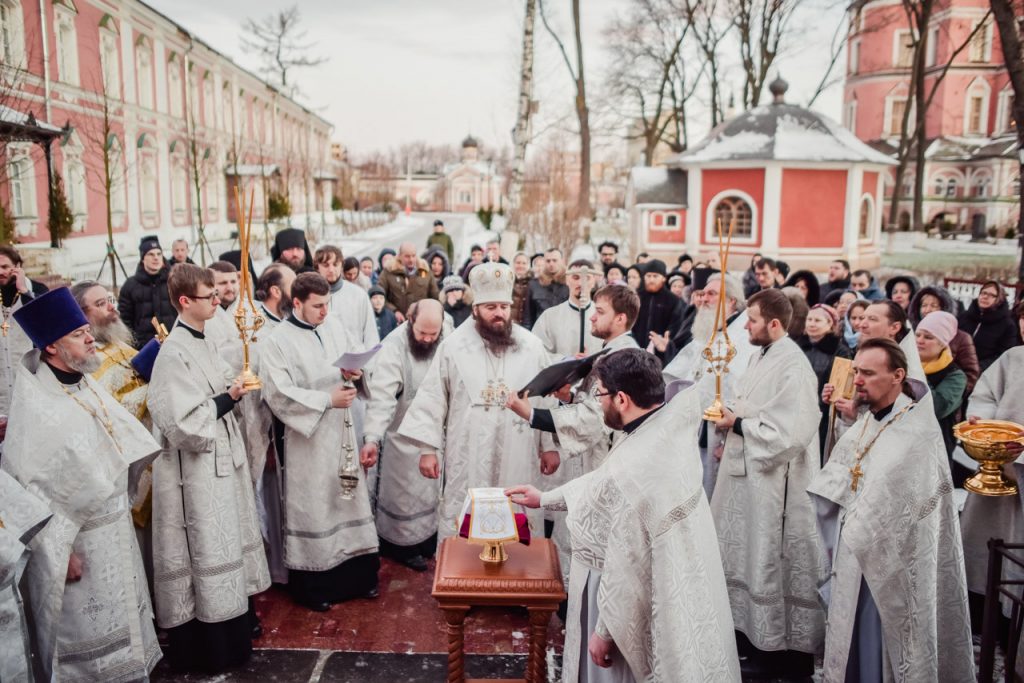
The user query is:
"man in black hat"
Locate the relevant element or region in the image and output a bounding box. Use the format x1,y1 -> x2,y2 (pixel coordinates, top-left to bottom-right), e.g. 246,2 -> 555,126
632,259 -> 684,356
118,235 -> 176,349
425,219 -> 454,263
271,228 -> 313,273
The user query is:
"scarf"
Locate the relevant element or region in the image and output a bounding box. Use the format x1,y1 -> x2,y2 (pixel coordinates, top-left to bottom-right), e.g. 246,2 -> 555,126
843,317 -> 860,350
921,347 -> 953,375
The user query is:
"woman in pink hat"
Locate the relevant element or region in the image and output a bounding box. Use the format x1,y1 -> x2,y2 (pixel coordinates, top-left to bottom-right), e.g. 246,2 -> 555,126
916,310 -> 968,468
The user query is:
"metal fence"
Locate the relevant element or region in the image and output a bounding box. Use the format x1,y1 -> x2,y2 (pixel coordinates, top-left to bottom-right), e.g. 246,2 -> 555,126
943,278 -> 1018,310
979,539 -> 1024,682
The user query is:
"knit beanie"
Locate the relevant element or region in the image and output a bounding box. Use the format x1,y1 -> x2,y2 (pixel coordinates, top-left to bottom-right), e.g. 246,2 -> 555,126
917,311 -> 957,348
139,235 -> 161,258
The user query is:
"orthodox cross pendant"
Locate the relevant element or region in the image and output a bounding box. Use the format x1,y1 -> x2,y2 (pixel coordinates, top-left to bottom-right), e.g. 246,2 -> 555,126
1,320 -> 8,337
849,460 -> 864,492
481,379 -> 511,410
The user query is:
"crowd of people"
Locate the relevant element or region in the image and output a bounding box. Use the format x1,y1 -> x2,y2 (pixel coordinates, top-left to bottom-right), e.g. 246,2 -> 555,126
0,219 -> 1022,682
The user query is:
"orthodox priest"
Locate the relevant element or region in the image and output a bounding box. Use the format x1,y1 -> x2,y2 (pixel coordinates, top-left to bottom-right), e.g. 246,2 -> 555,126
361,299 -> 448,571
316,245 -> 379,349
807,338 -> 975,681
662,273 -> 753,496
0,244 -> 46,416
4,287 -> 162,680
397,261 -> 558,538
506,350 -> 741,682
531,259 -> 603,357
148,264 -> 270,673
0,470 -> 51,681
259,272 -> 379,611
710,288 -> 826,678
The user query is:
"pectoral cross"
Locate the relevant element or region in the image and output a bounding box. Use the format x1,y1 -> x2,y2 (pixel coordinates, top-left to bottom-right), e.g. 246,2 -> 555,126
481,379 -> 511,410
849,461 -> 863,492
1,319 -> 8,337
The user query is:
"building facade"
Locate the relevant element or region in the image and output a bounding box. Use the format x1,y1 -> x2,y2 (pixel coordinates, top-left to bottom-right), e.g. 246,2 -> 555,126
843,0 -> 1019,233
0,0 -> 336,278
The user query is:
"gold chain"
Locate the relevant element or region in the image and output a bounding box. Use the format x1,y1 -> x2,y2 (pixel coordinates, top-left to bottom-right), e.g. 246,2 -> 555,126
60,381 -> 124,455
0,288 -> 20,337
848,402 -> 914,492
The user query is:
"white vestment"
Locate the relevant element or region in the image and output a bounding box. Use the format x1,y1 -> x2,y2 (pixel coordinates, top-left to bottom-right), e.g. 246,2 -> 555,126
397,322 -> 556,538
960,346 -> 1024,618
363,322 -> 441,547
260,315 -> 379,571
543,389 -> 741,683
148,324 -> 270,628
329,281 -> 380,350
711,335 -> 827,653
532,300 -> 603,358
2,352 -> 162,680
0,470 -> 51,682
807,388 -> 975,682
0,299 -> 31,415
662,310 -> 755,496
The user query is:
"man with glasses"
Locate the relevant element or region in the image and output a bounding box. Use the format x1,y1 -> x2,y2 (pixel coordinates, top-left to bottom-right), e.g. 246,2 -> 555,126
958,280 -> 1021,371
147,264 -> 270,673
597,241 -> 619,272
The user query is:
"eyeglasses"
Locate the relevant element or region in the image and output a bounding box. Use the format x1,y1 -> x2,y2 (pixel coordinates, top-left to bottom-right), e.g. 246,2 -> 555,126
979,290 -> 999,298
594,391 -> 613,398
189,292 -> 221,302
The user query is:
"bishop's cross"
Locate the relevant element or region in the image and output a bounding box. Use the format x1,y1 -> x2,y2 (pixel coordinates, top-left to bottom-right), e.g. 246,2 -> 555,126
481,379 -> 511,410
849,461 -> 864,492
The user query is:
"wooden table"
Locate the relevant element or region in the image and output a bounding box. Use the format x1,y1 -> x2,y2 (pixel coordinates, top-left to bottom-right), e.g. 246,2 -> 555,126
431,537 -> 566,683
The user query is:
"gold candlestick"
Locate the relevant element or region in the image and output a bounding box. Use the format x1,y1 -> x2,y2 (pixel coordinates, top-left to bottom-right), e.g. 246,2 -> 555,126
233,186 -> 265,390
702,217 -> 737,422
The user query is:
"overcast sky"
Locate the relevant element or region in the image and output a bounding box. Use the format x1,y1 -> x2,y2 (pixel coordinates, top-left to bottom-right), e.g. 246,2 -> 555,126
146,0 -> 847,159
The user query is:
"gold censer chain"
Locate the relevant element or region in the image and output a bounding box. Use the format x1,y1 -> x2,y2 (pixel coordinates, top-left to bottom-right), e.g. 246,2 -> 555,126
848,402 -> 914,492
61,381 -> 124,456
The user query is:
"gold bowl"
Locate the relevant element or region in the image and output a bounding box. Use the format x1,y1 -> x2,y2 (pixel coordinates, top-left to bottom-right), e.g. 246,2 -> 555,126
954,420 -> 1024,497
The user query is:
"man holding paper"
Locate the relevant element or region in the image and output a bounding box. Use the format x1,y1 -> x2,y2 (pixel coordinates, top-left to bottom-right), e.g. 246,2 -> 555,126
259,272 -> 380,612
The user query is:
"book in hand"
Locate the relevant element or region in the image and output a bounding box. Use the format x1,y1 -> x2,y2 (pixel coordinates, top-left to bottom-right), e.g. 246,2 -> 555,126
518,348 -> 609,398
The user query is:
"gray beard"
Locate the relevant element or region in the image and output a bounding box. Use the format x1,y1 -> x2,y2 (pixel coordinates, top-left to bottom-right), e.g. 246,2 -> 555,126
57,345 -> 102,374
91,318 -> 135,347
690,306 -> 718,346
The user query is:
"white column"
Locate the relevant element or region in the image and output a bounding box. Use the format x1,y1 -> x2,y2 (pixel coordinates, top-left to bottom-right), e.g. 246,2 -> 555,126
843,166 -> 862,260
761,164 -> 782,255
685,167 -> 701,255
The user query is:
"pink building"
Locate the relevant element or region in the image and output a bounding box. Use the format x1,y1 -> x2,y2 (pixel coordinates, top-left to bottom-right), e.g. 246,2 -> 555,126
843,0 -> 1019,233
0,0 -> 336,278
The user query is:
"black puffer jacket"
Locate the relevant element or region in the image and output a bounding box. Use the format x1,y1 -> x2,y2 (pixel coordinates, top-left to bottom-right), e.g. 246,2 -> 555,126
634,286 -> 684,350
958,299 -> 1021,372
524,276 -> 568,329
797,333 -> 853,462
118,264 -> 176,349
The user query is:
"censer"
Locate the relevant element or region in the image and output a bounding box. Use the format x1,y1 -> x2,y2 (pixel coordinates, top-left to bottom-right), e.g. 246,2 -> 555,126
338,386 -> 359,500
702,218 -> 737,422
232,187 -> 265,390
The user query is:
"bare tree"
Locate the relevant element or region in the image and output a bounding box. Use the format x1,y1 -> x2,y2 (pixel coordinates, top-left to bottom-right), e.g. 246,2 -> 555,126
240,5 -> 327,99
508,0 -> 538,231
538,0 -> 592,232
730,0 -> 804,109
517,135 -> 582,256
682,0 -> 729,127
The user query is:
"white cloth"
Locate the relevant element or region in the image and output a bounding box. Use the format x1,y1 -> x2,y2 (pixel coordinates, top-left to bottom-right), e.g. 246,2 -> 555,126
2,351 -> 162,680
0,470 -> 51,682
710,335 -> 827,654
0,298 -> 31,415
148,324 -> 270,628
807,389 -> 975,682
363,322 -> 441,547
329,281 -> 380,350
531,300 -> 602,358
260,316 -> 379,571
542,389 -> 740,682
397,322 -> 556,538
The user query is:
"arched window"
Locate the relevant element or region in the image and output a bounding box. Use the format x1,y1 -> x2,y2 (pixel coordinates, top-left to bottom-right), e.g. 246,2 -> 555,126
972,176 -> 991,198
202,72 -> 214,127
169,143 -> 188,222
135,37 -> 153,109
108,135 -> 126,218
712,196 -> 753,239
6,144 -> 36,218
137,134 -> 158,223
61,133 -> 87,226
1,0 -> 27,69
99,15 -> 119,98
167,54 -> 183,117
858,195 -> 873,239
945,178 -> 958,197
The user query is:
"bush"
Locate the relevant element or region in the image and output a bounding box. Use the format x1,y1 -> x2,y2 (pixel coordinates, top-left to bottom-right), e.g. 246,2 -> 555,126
48,172 -> 75,247
988,226 -> 998,238
1005,226 -> 1017,240
331,195 -> 343,211
267,191 -> 291,220
477,206 -> 494,230
0,202 -> 16,244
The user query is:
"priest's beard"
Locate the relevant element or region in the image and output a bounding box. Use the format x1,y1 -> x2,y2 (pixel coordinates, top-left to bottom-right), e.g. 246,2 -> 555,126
474,315 -> 518,354
91,317 -> 134,347
407,324 -> 441,362
56,346 -> 102,375
691,306 -> 718,346
602,400 -> 625,431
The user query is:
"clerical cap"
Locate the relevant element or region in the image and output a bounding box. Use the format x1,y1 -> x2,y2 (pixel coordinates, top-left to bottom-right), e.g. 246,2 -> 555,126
690,267 -> 720,292
130,338 -> 161,382
271,228 -> 305,258
13,287 -> 89,350
642,259 -> 667,278
469,262 -> 514,305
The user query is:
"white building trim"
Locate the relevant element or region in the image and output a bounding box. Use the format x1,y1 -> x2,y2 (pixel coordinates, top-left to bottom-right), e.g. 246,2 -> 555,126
704,188 -> 761,247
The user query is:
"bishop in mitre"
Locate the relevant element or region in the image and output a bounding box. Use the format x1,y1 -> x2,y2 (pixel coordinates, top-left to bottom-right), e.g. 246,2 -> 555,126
260,272 -> 380,611
361,299 -> 448,571
531,259 -> 603,358
710,288 -> 826,678
507,350 -> 740,682
4,287 -> 162,680
397,261 -> 558,537
807,338 -> 975,682
148,264 -> 270,673
662,272 -> 754,496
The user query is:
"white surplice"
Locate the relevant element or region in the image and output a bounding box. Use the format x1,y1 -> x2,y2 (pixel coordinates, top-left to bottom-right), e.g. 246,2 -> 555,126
2,351 -> 162,681
147,324 -> 270,629
542,388 -> 741,683
0,298 -> 32,415
397,322 -> 556,538
329,280 -> 380,350
710,335 -> 827,654
363,322 -> 441,547
259,315 -> 379,571
531,300 -> 603,358
807,387 -> 975,682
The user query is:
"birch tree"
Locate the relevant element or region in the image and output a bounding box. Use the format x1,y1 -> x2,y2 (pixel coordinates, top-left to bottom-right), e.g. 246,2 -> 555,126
508,0 -> 537,230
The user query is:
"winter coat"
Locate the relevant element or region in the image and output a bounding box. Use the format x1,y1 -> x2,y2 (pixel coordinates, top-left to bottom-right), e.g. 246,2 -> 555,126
958,299 -> 1021,372
797,332 -> 853,462
118,264 -> 176,349
524,273 -> 568,329
742,267 -> 760,299
925,361 -> 968,457
909,286 -> 981,393
374,307 -> 399,340
444,301 -> 472,328
511,272 -> 531,325
819,276 -> 851,303
378,258 -> 440,317
425,232 -> 455,263
633,286 -> 684,350
856,280 -> 885,302
424,247 -> 451,289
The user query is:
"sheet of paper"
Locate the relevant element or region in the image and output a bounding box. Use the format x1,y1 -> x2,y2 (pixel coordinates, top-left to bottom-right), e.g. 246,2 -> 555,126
332,343 -> 383,372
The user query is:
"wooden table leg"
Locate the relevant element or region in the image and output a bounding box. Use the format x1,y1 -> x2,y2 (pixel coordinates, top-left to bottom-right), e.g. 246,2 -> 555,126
526,608 -> 552,683
443,606 -> 470,683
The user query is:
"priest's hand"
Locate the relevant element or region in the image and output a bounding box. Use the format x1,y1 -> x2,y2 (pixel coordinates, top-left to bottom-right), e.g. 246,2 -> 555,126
330,385 -> 358,409
821,383 -> 835,403
13,266 -> 29,294
228,377 -> 250,401
834,397 -> 857,422
649,331 -> 670,353
506,390 -> 533,421
341,369 -> 362,382
66,552 -> 83,582
419,453 -> 440,478
539,450 -> 560,475
360,442 -> 379,470
714,407 -> 737,432
504,485 -> 541,508
588,632 -> 616,668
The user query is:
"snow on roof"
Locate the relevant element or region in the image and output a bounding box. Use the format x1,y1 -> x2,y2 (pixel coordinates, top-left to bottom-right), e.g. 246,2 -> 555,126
627,167 -> 687,206
0,104 -> 63,133
225,164 -> 280,177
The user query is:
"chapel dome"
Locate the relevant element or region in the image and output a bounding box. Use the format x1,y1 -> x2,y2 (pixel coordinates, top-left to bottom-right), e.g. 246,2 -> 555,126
461,135 -> 478,149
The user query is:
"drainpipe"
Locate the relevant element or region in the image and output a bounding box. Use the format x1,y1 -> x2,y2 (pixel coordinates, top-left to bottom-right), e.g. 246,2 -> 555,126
37,0 -> 51,121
